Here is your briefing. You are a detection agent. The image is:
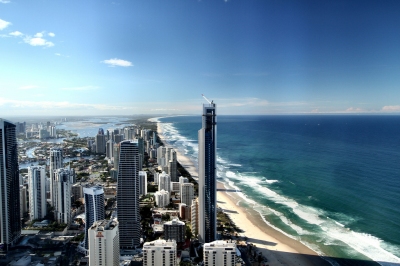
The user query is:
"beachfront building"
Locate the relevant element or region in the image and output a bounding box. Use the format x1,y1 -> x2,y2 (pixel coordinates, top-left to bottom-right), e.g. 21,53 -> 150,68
142,239 -> 177,266
49,147 -> 63,206
203,240 -> 237,266
198,101 -> 217,243
117,140 -> 141,249
168,149 -> 177,181
163,219 -> 185,243
139,171 -> 147,196
0,119 -> 21,250
53,168 -> 73,224
154,189 -> 169,208
88,219 -> 119,266
181,183 -> 194,206
191,198 -> 199,236
28,166 -> 47,220
158,171 -> 171,193
83,185 -> 105,250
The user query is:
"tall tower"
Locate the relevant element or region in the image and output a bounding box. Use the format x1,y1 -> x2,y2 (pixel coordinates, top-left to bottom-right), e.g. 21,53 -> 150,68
198,101 -> 217,243
53,168 -> 73,225
83,185 -> 105,250
28,166 -> 47,220
0,119 -> 21,251
117,140 -> 141,249
49,147 -> 63,206
88,219 -> 119,266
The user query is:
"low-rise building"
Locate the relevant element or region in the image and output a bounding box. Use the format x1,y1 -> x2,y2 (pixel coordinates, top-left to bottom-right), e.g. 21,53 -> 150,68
142,239 -> 177,266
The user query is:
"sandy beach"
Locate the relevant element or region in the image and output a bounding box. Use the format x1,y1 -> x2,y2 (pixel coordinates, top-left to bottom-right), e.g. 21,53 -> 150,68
156,121 -> 331,266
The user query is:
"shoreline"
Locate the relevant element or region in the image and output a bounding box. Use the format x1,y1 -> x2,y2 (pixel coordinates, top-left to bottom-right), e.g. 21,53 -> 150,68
155,119 -> 331,266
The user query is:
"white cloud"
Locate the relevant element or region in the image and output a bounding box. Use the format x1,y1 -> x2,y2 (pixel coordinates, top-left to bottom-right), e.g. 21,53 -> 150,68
19,85 -> 39,90
48,32 -> 55,37
9,31 -> 23,36
60,86 -> 99,91
0,18 -> 11,30
345,107 -> 365,112
102,58 -> 133,67
24,36 -> 54,47
34,32 -> 44,38
0,0 -> 10,4
381,105 -> 400,112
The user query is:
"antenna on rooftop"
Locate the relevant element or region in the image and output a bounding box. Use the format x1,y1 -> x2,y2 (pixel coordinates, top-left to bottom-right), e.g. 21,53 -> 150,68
202,94 -> 213,104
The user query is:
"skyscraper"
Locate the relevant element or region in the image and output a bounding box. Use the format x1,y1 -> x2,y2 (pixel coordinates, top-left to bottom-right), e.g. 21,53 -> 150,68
83,185 -> 105,250
117,140 -> 141,249
53,168 -> 73,224
95,133 -> 106,154
49,147 -> 63,206
0,119 -> 21,250
198,101 -> 217,243
138,171 -> 147,196
28,166 -> 47,220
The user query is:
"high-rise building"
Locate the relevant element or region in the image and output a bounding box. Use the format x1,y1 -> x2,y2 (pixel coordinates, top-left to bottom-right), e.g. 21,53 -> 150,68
203,240 -> 237,266
49,147 -> 63,206
138,171 -> 147,196
168,149 -> 177,182
113,143 -> 120,171
53,168 -> 73,224
0,119 -> 21,250
117,140 -> 141,249
198,101 -> 217,243
95,133 -> 106,154
142,239 -> 177,266
83,185 -> 105,250
163,219 -> 185,243
158,171 -> 171,193
191,198 -> 199,237
106,139 -> 114,159
154,189 -> 169,208
88,219 -> 119,266
28,166 -> 47,220
20,185 -> 28,219
123,127 -> 135,140
180,183 -> 194,206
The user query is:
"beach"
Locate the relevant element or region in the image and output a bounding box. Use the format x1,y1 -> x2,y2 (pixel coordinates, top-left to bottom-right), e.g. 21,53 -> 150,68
156,121 -> 331,266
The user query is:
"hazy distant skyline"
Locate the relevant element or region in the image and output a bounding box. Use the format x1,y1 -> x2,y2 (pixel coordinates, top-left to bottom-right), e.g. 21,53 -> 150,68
1,0 -> 400,116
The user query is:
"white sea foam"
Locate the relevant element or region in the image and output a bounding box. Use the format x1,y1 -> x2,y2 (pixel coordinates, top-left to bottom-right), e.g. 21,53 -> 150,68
265,179 -> 279,184
228,163 -> 242,167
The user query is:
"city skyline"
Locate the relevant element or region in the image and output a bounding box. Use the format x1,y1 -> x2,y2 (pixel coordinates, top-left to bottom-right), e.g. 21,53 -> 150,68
1,0 -> 400,116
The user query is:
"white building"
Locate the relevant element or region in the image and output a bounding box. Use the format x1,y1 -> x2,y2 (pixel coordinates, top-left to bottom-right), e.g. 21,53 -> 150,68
139,171 -> 147,196
164,218 -> 185,243
158,171 -> 171,193
88,219 -> 119,266
191,198 -> 199,236
53,168 -> 73,224
180,183 -> 194,206
28,166 -> 47,220
49,147 -> 63,206
203,240 -> 237,266
154,189 -> 169,208
84,185 -> 105,250
143,239 -> 177,266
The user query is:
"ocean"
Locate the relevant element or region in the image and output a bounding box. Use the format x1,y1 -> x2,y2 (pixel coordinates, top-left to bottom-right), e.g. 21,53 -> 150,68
156,115 -> 400,266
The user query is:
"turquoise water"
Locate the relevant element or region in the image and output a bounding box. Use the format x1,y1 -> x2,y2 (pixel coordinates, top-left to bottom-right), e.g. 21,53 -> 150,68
157,115 -> 400,265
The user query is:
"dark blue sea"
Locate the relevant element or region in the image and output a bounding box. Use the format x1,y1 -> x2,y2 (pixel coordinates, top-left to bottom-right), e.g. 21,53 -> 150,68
156,115 -> 400,265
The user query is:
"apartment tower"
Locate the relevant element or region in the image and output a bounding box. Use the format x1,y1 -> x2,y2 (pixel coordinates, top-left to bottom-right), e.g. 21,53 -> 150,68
0,119 -> 21,250
83,185 -> 105,250
28,166 -> 47,220
117,140 -> 141,249
49,147 -> 63,206
198,101 -> 217,243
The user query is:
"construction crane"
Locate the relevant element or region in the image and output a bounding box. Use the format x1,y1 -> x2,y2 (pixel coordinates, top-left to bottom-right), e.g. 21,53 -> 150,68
202,94 -> 213,104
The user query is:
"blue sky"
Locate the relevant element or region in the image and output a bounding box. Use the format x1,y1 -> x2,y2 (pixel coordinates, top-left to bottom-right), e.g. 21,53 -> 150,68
1,0 -> 400,116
